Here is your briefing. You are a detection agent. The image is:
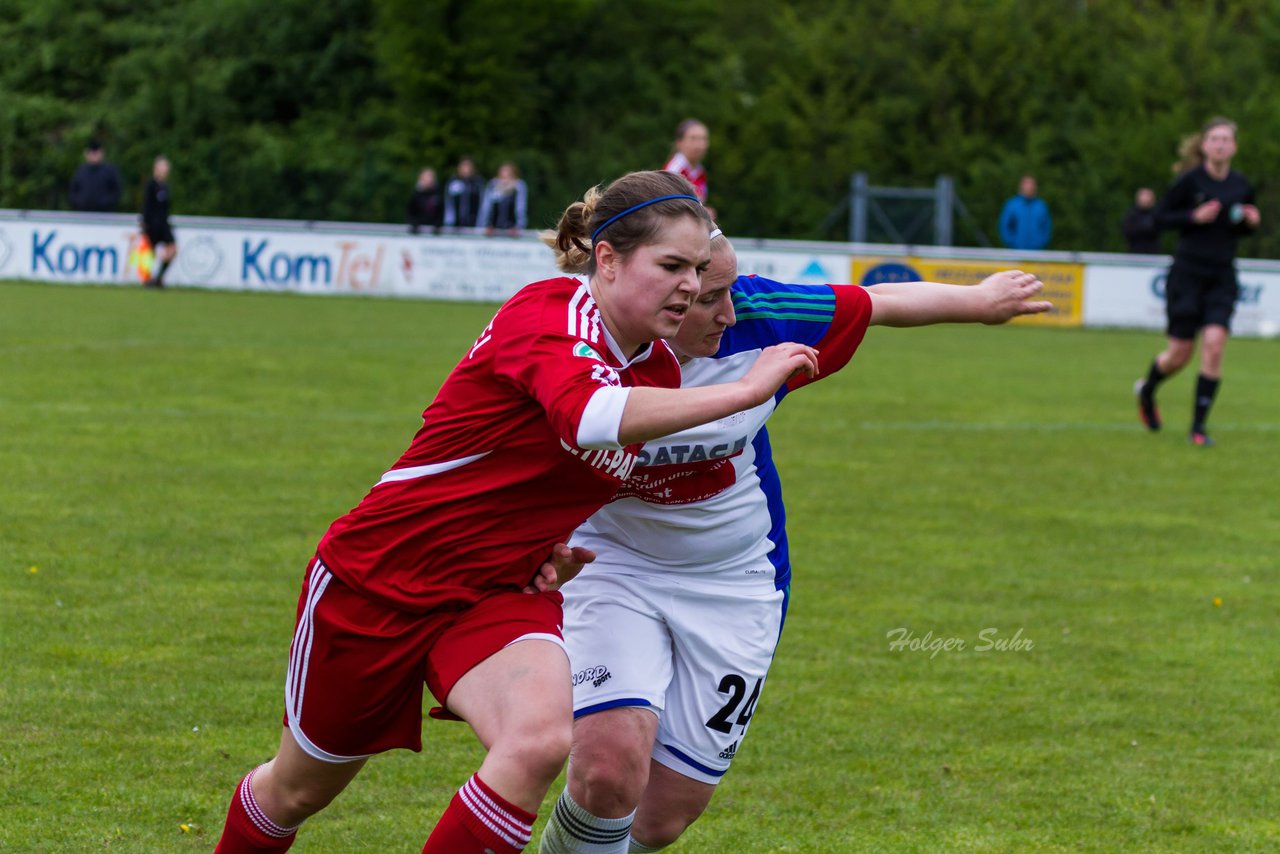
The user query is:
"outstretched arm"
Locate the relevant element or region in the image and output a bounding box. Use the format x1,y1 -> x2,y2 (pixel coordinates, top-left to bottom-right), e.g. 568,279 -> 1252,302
618,341 -> 818,444
866,270 -> 1051,327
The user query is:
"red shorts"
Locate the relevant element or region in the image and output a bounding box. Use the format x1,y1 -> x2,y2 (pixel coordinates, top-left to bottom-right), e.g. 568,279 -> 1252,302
282,557 -> 565,761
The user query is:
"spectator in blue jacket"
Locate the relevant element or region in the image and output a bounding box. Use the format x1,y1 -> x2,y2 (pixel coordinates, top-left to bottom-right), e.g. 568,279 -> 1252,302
998,174 -> 1052,250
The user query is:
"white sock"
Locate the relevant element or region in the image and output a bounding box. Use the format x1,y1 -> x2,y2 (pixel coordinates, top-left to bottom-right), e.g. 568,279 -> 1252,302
628,837 -> 664,852
538,788 -> 634,853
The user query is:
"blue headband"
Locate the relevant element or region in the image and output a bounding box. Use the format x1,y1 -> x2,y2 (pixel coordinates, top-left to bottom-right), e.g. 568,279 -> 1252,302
591,194 -> 701,243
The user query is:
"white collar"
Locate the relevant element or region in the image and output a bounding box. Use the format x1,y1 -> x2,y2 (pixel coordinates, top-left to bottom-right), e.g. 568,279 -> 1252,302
599,317 -> 654,367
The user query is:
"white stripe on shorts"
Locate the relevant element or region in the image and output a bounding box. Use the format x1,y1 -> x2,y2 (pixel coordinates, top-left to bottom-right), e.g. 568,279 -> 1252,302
286,559 -> 328,722
283,560 -> 369,763
504,631 -> 567,653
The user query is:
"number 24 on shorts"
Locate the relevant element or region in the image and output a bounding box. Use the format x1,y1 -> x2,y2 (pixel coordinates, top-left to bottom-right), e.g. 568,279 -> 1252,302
706,674 -> 762,734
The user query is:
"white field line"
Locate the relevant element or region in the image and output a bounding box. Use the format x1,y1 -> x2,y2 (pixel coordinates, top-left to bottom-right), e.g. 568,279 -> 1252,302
2,399 -> 413,424
6,402 -> 1278,433
855,420 -> 1280,433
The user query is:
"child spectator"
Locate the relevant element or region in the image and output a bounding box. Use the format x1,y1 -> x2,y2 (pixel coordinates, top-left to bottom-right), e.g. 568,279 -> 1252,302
408,168 -> 444,234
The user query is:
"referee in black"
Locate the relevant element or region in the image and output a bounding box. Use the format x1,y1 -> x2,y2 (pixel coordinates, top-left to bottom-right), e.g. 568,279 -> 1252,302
141,156 -> 178,288
1135,117 -> 1260,446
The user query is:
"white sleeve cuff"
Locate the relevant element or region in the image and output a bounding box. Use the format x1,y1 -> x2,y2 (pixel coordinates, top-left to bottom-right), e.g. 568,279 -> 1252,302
576,387 -> 632,450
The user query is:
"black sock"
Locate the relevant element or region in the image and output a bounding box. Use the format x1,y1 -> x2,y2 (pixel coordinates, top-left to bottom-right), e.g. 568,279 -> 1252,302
154,259 -> 170,285
1140,359 -> 1166,397
1192,374 -> 1220,433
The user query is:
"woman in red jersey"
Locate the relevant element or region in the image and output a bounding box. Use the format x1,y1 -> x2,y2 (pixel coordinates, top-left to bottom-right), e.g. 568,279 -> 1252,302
213,170 -> 818,854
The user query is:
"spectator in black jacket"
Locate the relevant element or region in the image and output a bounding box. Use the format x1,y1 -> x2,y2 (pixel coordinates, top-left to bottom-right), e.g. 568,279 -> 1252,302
478,162 -> 528,236
141,156 -> 177,288
408,168 -> 444,234
69,139 -> 123,212
1121,187 -> 1162,254
443,156 -> 485,229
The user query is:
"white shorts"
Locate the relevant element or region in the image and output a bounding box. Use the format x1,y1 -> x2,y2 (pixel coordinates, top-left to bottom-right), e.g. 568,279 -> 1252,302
561,565 -> 788,785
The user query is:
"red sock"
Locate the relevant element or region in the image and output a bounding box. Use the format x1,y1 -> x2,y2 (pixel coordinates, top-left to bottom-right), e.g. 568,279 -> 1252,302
422,774 -> 536,853
214,768 -> 299,853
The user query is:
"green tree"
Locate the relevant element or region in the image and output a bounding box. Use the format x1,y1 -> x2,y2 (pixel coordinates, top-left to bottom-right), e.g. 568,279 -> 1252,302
3,0 -> 1280,255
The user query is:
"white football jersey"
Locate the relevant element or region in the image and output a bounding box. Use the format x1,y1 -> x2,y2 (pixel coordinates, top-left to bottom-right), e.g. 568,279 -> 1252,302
571,276 -> 873,591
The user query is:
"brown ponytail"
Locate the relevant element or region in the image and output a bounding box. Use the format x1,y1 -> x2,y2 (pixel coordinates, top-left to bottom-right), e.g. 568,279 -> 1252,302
544,186 -> 601,274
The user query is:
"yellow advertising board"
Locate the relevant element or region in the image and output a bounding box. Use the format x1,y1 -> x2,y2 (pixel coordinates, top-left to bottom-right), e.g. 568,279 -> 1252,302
849,256 -> 1084,327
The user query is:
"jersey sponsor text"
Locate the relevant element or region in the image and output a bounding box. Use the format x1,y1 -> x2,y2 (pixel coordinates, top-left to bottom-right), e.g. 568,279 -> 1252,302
560,439 -> 639,480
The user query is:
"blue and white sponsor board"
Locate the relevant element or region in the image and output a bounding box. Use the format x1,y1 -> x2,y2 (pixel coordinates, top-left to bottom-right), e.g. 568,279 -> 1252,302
2,221 -> 142,283
1084,262 -> 1280,337
4,211 -> 1280,336
0,214 -> 560,302
732,248 -> 852,285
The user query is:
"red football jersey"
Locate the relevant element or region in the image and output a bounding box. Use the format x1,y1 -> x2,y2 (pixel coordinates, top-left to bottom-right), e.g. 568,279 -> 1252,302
318,277 -> 681,612
664,152 -> 708,204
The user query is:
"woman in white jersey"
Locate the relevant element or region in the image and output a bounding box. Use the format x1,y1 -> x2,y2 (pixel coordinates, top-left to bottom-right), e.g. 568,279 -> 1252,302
539,231 -> 1049,853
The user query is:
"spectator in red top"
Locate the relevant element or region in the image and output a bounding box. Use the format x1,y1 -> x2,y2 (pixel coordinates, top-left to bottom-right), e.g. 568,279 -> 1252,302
664,119 -> 713,220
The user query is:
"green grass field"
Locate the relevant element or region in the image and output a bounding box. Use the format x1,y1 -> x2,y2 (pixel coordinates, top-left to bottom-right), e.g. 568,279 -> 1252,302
2,280 -> 1278,853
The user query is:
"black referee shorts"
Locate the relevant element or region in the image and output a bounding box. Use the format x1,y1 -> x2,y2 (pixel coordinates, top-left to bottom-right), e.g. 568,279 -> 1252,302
146,223 -> 175,247
1165,263 -> 1238,340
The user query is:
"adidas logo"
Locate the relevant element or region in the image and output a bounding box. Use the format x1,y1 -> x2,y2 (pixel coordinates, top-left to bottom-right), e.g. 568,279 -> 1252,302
718,740 -> 738,760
